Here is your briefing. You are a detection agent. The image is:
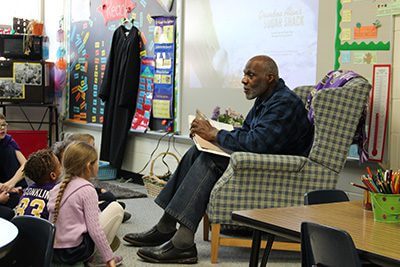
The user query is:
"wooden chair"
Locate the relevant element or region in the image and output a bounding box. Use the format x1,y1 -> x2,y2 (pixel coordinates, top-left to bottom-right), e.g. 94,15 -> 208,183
203,76 -> 371,263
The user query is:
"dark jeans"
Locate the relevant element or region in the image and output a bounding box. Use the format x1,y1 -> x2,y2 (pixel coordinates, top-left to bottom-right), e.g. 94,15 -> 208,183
155,146 -> 230,232
97,190 -> 117,211
0,139 -> 27,188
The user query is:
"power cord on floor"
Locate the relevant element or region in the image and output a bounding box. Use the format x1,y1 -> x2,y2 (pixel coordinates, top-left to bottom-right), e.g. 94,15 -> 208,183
123,131 -> 170,183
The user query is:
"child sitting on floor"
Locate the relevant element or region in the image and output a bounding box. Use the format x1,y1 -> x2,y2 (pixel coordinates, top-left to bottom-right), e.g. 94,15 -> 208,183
0,113 -> 26,220
53,133 -> 131,223
15,149 -> 61,219
48,141 -> 123,266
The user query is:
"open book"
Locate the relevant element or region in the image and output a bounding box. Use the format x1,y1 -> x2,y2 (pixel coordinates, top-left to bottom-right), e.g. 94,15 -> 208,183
188,112 -> 234,157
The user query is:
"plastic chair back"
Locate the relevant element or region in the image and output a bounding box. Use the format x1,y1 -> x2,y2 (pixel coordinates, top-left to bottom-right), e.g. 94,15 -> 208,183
304,189 -> 349,205
301,222 -> 362,267
3,216 -> 55,267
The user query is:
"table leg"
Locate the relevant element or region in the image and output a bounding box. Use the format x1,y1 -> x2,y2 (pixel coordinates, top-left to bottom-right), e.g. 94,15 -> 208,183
260,233 -> 275,267
49,106 -> 53,146
250,230 -> 262,267
18,106 -> 35,130
54,106 -> 59,142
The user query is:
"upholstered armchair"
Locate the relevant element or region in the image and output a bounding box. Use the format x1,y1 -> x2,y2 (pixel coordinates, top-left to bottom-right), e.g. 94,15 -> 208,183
204,76 -> 371,263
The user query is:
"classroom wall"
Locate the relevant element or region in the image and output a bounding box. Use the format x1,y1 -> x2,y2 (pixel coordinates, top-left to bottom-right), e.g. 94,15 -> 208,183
64,0 -> 388,200
315,0 -> 336,80
8,1 -> 391,200
63,122 -> 189,178
389,15 -> 400,169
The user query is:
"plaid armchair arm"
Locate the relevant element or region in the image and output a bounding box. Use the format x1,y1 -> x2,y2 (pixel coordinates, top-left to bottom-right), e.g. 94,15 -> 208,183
207,152 -> 331,225
229,152 -> 307,172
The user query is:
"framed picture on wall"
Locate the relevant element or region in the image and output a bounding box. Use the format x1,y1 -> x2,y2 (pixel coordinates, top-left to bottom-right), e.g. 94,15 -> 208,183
0,78 -> 25,99
13,62 -> 42,86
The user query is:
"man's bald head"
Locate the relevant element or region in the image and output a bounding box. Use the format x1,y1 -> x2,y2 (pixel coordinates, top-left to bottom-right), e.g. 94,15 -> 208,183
248,55 -> 279,81
242,55 -> 280,100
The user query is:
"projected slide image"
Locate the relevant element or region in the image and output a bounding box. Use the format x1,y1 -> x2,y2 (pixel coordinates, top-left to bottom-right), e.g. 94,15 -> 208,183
184,0 -> 319,90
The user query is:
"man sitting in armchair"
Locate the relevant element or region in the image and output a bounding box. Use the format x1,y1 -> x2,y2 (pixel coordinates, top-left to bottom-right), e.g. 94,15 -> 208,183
124,55 -> 314,264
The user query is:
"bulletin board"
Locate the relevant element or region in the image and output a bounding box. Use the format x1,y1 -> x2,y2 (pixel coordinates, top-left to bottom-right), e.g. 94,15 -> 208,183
335,0 -> 392,80
68,0 -> 177,124
335,0 -> 399,162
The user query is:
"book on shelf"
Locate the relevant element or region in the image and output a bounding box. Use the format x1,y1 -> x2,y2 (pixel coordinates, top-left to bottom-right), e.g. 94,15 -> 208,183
188,110 -> 234,157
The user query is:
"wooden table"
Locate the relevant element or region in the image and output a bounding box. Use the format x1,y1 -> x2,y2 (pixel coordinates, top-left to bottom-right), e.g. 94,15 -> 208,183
232,201 -> 400,267
0,218 -> 18,259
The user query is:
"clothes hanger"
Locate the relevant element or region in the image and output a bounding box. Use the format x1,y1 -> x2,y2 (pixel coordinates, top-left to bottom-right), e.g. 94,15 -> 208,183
122,7 -> 135,32
122,17 -> 132,31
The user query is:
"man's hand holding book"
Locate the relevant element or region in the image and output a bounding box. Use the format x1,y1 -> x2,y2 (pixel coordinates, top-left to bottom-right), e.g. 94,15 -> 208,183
190,110 -> 219,142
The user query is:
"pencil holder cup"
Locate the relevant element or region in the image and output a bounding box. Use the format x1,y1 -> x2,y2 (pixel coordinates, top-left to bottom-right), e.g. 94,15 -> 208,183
370,193 -> 400,223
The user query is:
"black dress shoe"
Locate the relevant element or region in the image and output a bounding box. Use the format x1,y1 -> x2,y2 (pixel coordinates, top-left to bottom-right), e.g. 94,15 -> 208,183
123,226 -> 176,247
122,211 -> 131,223
137,241 -> 197,264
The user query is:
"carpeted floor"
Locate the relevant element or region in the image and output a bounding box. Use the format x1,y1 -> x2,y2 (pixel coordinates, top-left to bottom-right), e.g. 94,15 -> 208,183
108,180 -> 301,267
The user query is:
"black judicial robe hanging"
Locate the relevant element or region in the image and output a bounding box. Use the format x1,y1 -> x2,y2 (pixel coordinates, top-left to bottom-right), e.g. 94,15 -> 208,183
99,25 -> 141,169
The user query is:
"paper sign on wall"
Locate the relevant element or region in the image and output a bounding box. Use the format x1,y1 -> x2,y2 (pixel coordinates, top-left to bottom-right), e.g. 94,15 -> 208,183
152,16 -> 176,119
341,28 -> 351,41
152,99 -> 171,118
340,51 -> 351,64
353,51 -> 377,64
377,2 -> 400,16
354,26 -> 378,39
342,9 -> 352,22
97,0 -> 137,24
132,57 -> 155,131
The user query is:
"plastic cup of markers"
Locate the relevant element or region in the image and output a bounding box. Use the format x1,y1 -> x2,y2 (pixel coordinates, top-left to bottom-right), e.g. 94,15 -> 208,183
370,193 -> 400,223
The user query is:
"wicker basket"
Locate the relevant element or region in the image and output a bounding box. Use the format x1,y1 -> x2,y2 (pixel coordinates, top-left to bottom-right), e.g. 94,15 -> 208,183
143,152 -> 180,198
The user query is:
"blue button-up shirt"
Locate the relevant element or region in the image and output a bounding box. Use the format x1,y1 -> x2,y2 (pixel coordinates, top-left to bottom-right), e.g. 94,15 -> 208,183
217,79 -> 314,157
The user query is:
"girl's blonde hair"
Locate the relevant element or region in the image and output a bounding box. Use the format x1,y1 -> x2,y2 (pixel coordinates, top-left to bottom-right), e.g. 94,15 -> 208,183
52,141 -> 98,224
66,133 -> 95,144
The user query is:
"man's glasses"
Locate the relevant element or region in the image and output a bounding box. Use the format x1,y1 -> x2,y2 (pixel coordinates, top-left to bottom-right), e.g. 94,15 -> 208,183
0,123 -> 8,129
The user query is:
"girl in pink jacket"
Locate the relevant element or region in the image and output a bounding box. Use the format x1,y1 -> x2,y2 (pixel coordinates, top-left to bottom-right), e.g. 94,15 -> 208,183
48,141 -> 123,267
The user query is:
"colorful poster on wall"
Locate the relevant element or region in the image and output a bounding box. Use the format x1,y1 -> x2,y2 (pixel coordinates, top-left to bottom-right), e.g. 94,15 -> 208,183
91,40 -> 106,123
97,0 -> 137,24
69,22 -> 90,122
69,0 -> 177,123
152,16 -> 176,119
131,57 -> 155,131
377,1 -> 400,17
353,25 -> 378,39
334,0 -> 391,71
